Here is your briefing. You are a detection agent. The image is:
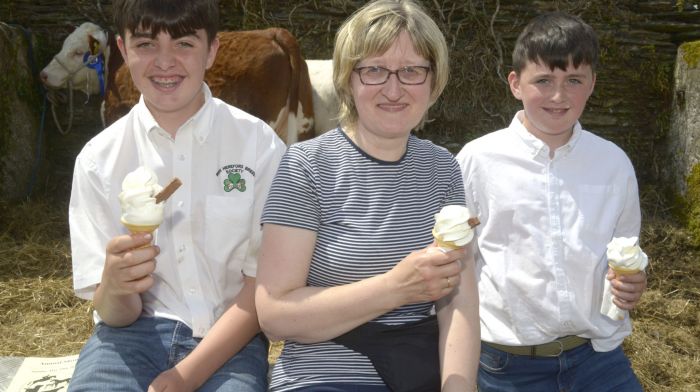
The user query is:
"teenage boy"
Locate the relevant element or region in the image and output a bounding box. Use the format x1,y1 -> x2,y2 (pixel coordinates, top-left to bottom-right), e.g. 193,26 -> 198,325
67,0 -> 285,391
456,12 -> 647,391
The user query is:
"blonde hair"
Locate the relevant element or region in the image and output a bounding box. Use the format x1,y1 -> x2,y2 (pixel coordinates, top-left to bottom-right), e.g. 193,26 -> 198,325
333,0 -> 449,129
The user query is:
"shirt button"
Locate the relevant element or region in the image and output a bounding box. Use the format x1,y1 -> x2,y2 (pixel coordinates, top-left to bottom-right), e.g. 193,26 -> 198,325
189,288 -> 195,294
179,244 -> 186,253
177,201 -> 184,208
178,154 -> 186,161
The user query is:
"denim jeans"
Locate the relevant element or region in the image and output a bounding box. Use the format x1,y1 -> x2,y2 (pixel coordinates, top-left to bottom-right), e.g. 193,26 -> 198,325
67,316 -> 268,392
478,341 -> 643,392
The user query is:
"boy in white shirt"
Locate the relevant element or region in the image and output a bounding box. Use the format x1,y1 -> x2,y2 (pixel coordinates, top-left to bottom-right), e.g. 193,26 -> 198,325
67,0 -> 285,390
456,11 -> 646,391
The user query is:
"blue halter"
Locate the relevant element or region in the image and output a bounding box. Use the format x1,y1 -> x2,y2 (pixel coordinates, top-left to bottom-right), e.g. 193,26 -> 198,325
83,51 -> 105,97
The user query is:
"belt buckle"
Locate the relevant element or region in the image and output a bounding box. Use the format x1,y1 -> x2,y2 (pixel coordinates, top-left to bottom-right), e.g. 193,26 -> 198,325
540,339 -> 564,357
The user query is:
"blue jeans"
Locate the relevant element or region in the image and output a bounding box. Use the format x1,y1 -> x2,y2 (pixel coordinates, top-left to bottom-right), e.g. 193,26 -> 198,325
67,317 -> 268,391
478,341 -> 642,392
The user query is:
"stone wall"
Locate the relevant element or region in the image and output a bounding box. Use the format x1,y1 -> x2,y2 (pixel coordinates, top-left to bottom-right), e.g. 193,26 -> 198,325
1,0 -> 700,199
667,41 -> 700,196
0,22 -> 42,201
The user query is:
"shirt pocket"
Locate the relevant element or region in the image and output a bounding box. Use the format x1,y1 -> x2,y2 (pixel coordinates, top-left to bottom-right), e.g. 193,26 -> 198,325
568,183 -> 623,244
204,194 -> 254,268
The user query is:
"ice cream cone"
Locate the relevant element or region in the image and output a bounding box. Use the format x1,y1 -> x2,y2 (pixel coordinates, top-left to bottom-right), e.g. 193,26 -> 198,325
609,264 -> 640,276
432,229 -> 462,250
123,223 -> 160,234
432,206 -> 478,253
122,220 -> 159,248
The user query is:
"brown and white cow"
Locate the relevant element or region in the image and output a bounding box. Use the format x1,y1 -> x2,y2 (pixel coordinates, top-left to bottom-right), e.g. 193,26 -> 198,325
40,22 -> 326,144
40,22 -> 120,98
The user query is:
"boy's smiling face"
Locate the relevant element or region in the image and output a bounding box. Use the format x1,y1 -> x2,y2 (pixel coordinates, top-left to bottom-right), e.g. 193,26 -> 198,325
508,59 -> 596,150
117,28 -> 219,133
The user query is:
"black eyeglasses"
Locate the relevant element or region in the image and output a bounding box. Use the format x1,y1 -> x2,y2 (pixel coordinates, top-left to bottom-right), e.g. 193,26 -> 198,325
354,65 -> 431,85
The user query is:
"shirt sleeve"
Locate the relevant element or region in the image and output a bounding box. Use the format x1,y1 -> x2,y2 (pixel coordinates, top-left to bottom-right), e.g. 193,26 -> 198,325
261,143 -> 321,232
455,143 -> 479,219
443,155 -> 467,207
613,157 -> 642,238
69,149 -> 121,300
242,122 -> 287,278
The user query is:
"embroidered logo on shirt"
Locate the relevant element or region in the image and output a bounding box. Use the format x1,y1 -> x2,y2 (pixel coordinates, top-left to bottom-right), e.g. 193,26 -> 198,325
216,164 -> 255,193
224,172 -> 246,192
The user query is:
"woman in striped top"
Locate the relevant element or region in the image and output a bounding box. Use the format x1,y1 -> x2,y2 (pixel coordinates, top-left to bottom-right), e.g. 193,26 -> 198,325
255,1 -> 480,391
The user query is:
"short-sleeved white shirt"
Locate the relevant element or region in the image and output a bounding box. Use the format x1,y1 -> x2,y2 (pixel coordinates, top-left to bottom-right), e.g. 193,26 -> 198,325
456,111 -> 641,352
69,84 -> 286,337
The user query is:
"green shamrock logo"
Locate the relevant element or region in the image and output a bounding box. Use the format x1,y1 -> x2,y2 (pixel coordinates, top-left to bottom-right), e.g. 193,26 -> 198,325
224,172 -> 246,192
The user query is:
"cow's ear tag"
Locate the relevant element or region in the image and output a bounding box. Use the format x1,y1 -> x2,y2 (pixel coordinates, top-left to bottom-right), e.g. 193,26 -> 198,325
91,41 -> 101,56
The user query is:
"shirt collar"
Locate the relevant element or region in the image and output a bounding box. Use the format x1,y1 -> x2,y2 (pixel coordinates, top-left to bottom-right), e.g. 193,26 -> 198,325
511,110 -> 583,159
135,83 -> 214,145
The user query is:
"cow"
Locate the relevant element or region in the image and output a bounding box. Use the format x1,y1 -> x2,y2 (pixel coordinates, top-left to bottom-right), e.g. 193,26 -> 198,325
40,22 -> 333,144
306,59 -> 339,133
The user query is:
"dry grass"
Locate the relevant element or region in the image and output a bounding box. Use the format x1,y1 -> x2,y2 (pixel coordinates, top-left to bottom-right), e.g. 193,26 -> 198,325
1,194 -> 698,390
0,199 -> 93,357
625,218 -> 700,391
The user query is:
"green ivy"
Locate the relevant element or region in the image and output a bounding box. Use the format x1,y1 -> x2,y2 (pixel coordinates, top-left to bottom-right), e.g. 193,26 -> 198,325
681,41 -> 700,69
686,163 -> 700,245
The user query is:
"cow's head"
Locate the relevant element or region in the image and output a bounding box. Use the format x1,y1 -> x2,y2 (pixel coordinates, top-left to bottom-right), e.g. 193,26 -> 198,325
40,22 -> 109,95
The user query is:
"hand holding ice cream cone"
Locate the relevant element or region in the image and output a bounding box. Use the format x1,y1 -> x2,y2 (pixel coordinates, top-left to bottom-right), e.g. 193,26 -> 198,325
600,236 -> 648,321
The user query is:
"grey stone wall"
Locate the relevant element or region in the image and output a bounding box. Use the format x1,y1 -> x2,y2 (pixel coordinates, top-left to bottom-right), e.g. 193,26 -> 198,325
667,41 -> 700,196
1,0 -> 700,199
0,22 -> 42,201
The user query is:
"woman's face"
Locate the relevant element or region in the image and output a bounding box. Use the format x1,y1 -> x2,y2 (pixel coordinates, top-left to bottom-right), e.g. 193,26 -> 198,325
350,30 -> 432,141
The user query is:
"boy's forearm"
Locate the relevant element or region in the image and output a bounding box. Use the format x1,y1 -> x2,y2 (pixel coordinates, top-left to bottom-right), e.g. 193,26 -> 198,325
437,302 -> 480,391
93,284 -> 143,327
437,255 -> 480,391
173,277 -> 261,390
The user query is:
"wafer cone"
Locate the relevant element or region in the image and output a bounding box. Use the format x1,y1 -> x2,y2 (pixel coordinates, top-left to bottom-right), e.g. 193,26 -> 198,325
432,229 -> 462,251
122,220 -> 159,248
609,264 -> 640,276
601,263 -> 640,321
123,223 -> 160,234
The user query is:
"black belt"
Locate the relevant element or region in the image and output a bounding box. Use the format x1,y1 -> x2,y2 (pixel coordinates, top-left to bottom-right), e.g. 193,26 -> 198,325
483,336 -> 589,357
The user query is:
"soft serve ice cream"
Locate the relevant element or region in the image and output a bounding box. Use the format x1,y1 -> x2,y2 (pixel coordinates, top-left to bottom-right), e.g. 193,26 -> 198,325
606,237 -> 649,273
119,166 -> 165,233
432,205 -> 479,250
600,236 -> 648,320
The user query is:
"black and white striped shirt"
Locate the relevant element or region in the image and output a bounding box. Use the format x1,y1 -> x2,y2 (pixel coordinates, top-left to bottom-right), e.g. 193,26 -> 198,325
261,128 -> 465,390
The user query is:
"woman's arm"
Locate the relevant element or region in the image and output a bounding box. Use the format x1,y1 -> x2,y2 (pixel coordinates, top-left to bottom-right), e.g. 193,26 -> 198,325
148,276 -> 261,392
437,242 -> 480,392
255,223 -> 464,343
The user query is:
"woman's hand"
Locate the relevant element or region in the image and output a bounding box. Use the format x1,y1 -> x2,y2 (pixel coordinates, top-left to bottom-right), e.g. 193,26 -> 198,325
386,245 -> 465,304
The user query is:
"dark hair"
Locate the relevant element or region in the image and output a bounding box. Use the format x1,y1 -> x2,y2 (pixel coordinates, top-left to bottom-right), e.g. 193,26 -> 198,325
112,0 -> 219,45
512,11 -> 598,74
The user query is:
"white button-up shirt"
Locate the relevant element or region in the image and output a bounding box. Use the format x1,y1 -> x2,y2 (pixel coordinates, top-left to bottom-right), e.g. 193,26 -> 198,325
69,84 -> 286,337
456,111 -> 641,351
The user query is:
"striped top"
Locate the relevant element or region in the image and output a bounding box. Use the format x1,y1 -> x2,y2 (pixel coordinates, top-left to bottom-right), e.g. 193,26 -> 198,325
261,129 -> 465,390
